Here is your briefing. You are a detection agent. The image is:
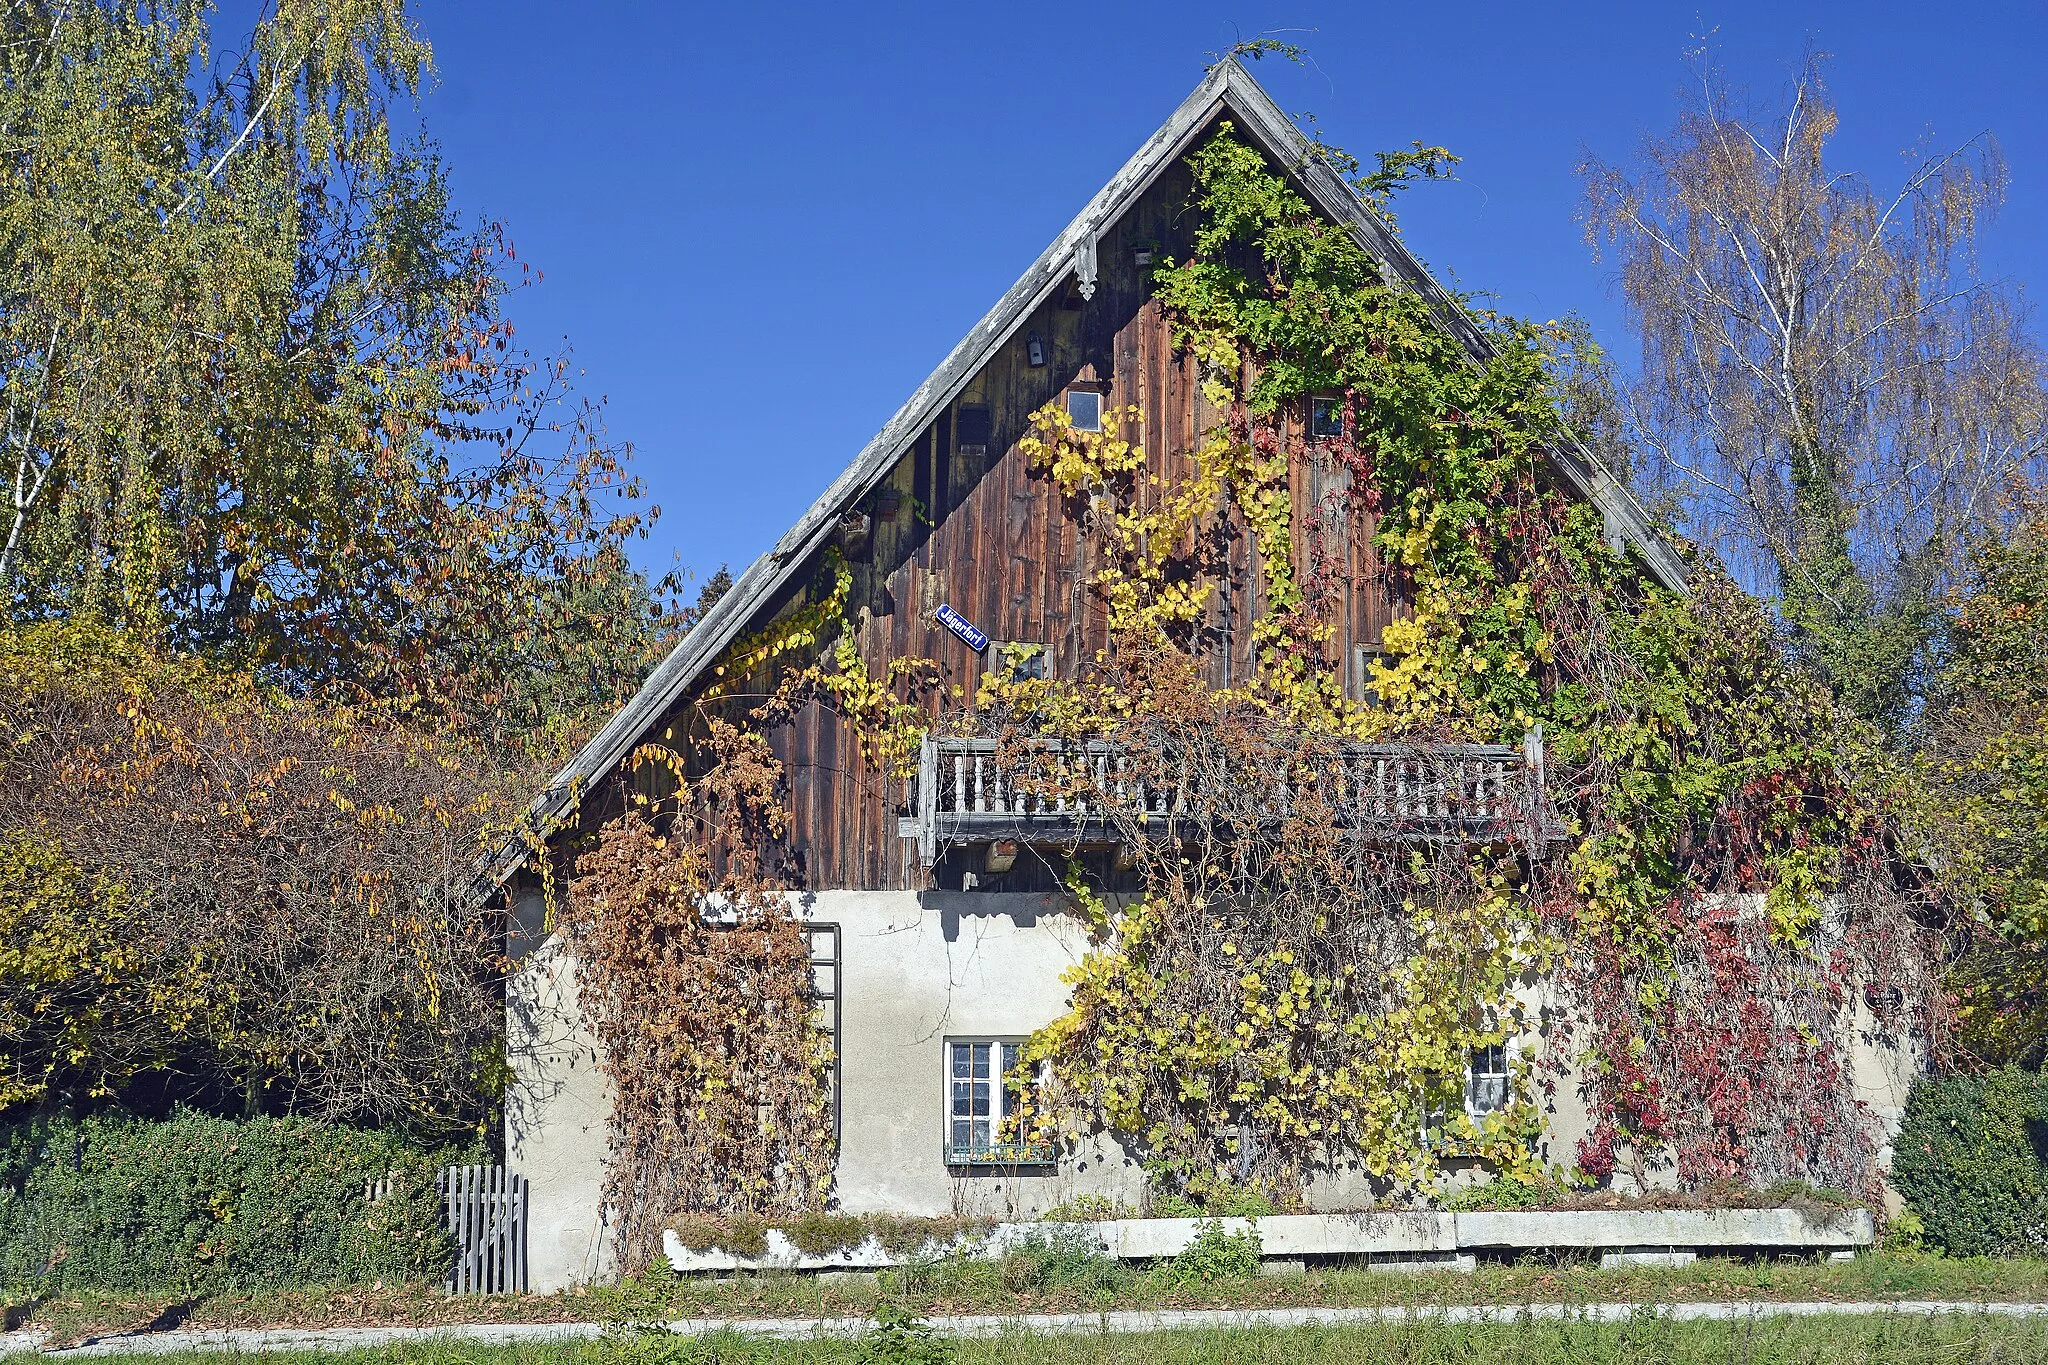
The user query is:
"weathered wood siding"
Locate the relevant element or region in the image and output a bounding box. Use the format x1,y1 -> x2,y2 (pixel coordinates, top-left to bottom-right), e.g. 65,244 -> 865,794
656,154 -> 1411,892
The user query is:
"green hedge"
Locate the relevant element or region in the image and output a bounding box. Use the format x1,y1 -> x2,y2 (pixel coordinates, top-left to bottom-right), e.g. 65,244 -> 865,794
0,1110 -> 468,1292
1892,1067 -> 2048,1257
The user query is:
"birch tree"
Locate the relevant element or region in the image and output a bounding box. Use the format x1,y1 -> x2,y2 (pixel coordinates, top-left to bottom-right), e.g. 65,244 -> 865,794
0,1 -> 668,755
1581,49 -> 2048,729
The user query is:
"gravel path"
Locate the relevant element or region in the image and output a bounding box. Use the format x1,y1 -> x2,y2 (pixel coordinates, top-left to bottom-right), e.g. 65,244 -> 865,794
6,1300 -> 2048,1356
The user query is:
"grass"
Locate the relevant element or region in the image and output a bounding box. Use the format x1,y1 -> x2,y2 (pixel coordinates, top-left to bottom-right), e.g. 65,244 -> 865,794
39,1315 -> 2048,1364
10,1250 -> 2048,1347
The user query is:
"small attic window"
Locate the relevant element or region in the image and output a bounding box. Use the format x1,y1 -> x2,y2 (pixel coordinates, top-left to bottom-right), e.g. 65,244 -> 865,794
1066,389 -> 1103,434
1310,396 -> 1344,440
956,404 -> 993,456
994,642 -> 1048,683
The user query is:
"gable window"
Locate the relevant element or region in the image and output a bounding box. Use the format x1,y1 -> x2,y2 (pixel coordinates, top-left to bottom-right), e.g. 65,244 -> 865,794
1350,645 -> 1385,706
1465,1040 -> 1510,1116
994,642 -> 1048,683
945,1038 -> 1053,1165
1066,389 -> 1103,434
1310,396 -> 1344,440
957,403 -> 993,456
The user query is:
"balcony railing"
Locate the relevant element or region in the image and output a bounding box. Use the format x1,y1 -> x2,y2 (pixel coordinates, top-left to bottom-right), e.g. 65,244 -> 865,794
901,730 -> 1559,867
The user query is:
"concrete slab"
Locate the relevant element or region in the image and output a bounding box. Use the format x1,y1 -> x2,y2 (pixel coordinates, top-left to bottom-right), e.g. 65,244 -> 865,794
1453,1208 -> 1872,1251
1600,1250 -> 1698,1269
664,1206 -> 1872,1274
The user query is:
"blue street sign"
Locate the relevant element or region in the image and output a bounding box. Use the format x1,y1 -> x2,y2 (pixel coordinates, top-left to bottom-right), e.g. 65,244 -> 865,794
933,602 -> 989,653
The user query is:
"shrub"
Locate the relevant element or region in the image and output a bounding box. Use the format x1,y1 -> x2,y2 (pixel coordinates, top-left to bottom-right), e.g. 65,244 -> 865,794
1442,1175 -> 1565,1211
0,622 -> 515,1135
784,1211 -> 869,1256
663,1214 -> 987,1261
1147,1189 -> 1203,1218
600,1326 -> 765,1365
1145,1171 -> 1275,1219
1002,1224 -> 1128,1293
866,1215 -> 990,1255
0,1110 -> 468,1292
856,1304 -> 952,1365
1158,1218 -> 1261,1285
1891,1068 -> 2048,1256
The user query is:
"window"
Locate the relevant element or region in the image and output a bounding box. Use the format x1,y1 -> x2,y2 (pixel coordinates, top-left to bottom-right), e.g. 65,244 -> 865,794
1310,395 -> 1344,440
1350,645 -> 1385,705
995,642 -> 1047,683
809,924 -> 842,1142
1423,1020 -> 1513,1148
956,403 -> 993,456
945,1039 -> 1053,1165
1066,389 -> 1103,433
1465,1041 -> 1510,1117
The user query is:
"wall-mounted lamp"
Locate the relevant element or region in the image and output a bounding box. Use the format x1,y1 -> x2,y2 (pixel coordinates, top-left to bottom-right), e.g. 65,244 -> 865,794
984,839 -> 1019,875
1133,247 -> 1153,266
1026,333 -> 1045,368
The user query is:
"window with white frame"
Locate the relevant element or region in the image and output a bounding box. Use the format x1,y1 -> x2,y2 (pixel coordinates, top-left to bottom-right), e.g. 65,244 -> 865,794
1309,395 -> 1344,440
945,1038 -> 1050,1165
1423,1019 -> 1513,1146
808,924 -> 841,1141
1465,1040 -> 1510,1117
1065,388 -> 1103,433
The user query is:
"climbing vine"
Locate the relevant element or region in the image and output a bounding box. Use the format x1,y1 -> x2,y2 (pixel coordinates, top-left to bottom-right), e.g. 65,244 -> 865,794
564,724 -> 832,1271
566,116 -> 1950,1237
971,123 -> 1949,1207
564,551 -> 942,1268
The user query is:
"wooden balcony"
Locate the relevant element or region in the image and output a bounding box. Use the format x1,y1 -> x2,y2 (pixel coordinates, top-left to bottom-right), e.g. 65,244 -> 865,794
900,730 -> 1561,867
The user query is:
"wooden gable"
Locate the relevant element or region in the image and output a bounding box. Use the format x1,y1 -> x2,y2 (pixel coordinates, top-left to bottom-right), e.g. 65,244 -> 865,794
729,142 -> 1413,891
495,61 -> 1683,900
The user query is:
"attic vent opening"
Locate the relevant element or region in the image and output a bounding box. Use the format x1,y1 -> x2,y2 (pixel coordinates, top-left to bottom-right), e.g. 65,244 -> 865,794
956,404 -> 992,456
1310,396 -> 1344,440
1066,389 -> 1103,434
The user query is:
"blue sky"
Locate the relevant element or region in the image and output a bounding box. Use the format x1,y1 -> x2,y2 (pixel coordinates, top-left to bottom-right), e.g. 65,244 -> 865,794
411,2 -> 2048,593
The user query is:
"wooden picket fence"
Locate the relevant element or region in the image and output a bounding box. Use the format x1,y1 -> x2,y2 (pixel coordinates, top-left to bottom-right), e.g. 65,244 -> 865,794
437,1164 -> 528,1294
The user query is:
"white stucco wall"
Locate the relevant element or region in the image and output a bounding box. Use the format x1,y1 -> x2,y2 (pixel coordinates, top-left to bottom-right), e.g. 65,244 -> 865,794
505,887 -> 1925,1288
504,934 -> 614,1291
505,889 -> 1144,1289
815,889 -> 1147,1216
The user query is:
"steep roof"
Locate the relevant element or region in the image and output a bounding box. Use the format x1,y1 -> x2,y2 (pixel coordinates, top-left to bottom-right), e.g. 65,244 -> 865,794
508,60 -> 1686,864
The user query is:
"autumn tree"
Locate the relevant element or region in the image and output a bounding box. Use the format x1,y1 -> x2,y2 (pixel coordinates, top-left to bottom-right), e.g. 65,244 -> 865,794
0,0 -> 671,757
1581,48 -> 2048,731
1907,501 -> 2048,1065
0,619 -> 517,1135
0,2 -> 677,1132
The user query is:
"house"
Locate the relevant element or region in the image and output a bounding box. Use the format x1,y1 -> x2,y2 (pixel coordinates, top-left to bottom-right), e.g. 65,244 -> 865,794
499,61 -> 1916,1290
